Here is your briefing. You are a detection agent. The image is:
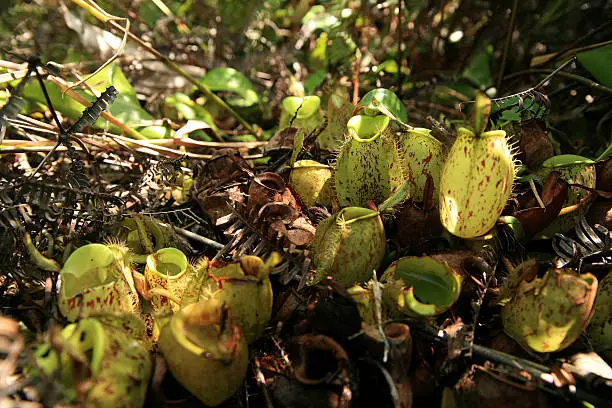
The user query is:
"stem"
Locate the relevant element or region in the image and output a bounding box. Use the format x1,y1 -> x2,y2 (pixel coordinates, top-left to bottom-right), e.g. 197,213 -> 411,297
529,178 -> 545,209
343,211 -> 379,225
503,69 -> 612,96
49,77 -> 148,139
534,57 -> 575,89
106,20 -> 256,137
68,1 -> 130,92
23,232 -> 60,272
596,142 -> 612,162
496,0 -> 519,91
26,62 -> 65,133
174,227 -> 224,249
0,145 -> 73,154
396,0 -> 403,91
352,49 -> 361,104
71,0 -> 110,22
533,21 -> 612,67
151,0 -> 174,17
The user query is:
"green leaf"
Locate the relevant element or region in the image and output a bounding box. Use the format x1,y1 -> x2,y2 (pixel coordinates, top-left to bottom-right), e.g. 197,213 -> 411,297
327,31 -> 356,65
22,80 -> 85,119
304,70 -> 327,94
540,154 -> 595,168
358,88 -> 408,123
318,92 -> 353,150
199,67 -> 260,108
290,129 -> 304,167
163,92 -> 224,138
432,83 -> 476,107
471,92 -> 491,136
22,63 -> 172,139
381,257 -> 463,317
86,63 -> 138,99
577,44 -> 612,88
219,0 -> 263,34
378,181 -> 411,213
282,96 -> 321,120
138,1 -> 164,27
301,5 -> 340,30
498,106 -> 521,123
378,60 -> 399,74
308,32 -> 328,71
463,46 -> 493,89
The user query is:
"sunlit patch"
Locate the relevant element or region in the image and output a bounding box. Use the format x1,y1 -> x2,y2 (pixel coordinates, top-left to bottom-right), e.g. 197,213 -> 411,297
449,30 -> 464,42
525,319 -> 574,352
443,195 -> 459,233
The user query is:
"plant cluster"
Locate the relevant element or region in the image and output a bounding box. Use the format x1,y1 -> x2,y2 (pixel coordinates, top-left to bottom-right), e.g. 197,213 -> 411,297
0,1 -> 610,407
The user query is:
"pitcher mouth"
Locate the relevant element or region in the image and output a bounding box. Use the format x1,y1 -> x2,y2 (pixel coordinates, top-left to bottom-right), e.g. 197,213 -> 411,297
171,302 -> 239,362
347,115 -> 390,143
458,127 -> 506,139
146,247 -> 188,279
383,256 -> 463,316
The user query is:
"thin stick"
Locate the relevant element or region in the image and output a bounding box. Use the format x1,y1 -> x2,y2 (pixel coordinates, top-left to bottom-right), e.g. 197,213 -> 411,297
49,76 -> 148,140
596,140 -> 612,161
27,63 -> 70,178
461,57 -> 595,111
504,68 -> 612,95
532,21 -> 612,67
534,57 -> 575,89
174,227 -> 224,249
496,0 -> 519,91
396,0 -> 403,91
172,138 -> 268,149
529,178 -> 545,208
0,138 -> 55,146
66,0 -> 130,92
107,19 -> 257,136
33,68 -> 66,133
253,357 -> 275,408
28,140 -> 63,177
0,68 -> 30,84
352,50 -> 361,104
0,145 -> 72,154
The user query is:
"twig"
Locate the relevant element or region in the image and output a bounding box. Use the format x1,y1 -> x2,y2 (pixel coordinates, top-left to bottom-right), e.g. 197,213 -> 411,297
0,138 -> 55,146
26,62 -> 76,179
171,138 -> 268,149
352,49 -> 361,104
0,68 -> 31,84
503,69 -> 612,95
529,178 -> 545,208
465,258 -> 496,357
67,0 -> 130,92
49,76 -> 148,140
371,270 -> 390,363
496,0 -> 519,91
253,357 -> 275,408
270,335 -> 292,372
106,20 -> 257,137
396,0 -> 403,91
460,59 -> 589,114
534,57 -> 576,89
174,227 -> 224,249
103,132 -> 264,160
405,100 -> 467,118
0,145 -> 74,154
532,21 -> 612,67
